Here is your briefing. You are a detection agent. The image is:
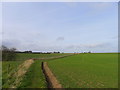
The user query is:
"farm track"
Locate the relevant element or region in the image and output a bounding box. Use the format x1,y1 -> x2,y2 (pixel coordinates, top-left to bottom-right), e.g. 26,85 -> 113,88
42,62 -> 63,89
11,59 -> 34,88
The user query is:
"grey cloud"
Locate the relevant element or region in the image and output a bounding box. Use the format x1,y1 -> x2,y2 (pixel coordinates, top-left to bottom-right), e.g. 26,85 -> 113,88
66,45 -> 75,49
2,39 -> 64,52
2,39 -> 21,49
65,42 -> 111,52
56,37 -> 64,41
66,43 -> 108,49
83,43 -> 107,48
1,39 -> 117,53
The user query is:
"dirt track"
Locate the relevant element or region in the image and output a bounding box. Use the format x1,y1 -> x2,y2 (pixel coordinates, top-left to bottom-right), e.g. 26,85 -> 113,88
42,62 -> 63,89
11,59 -> 34,88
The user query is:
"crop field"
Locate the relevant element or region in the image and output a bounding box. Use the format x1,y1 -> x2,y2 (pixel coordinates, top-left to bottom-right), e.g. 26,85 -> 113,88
48,53 -> 118,88
2,53 -> 69,88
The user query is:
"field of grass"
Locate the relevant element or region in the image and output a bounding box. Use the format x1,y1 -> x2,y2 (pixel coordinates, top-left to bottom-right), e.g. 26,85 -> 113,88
48,53 -> 118,88
2,53 -> 69,88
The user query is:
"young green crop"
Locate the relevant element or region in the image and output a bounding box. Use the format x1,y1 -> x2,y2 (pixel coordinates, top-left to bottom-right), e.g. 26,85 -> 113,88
48,53 -> 118,88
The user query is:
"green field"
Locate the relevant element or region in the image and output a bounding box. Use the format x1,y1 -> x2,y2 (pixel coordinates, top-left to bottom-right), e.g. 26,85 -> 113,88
2,53 -> 118,88
2,53 -> 69,88
48,53 -> 118,88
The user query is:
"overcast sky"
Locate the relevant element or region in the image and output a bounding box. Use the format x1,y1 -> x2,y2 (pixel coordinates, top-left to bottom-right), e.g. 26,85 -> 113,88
2,2 -> 118,53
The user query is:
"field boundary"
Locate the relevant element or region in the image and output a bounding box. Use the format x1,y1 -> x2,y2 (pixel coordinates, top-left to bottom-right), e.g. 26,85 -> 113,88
33,54 -> 74,60
42,62 -> 63,89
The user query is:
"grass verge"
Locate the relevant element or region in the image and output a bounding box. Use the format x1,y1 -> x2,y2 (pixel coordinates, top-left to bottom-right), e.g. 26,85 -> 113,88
18,60 -> 47,88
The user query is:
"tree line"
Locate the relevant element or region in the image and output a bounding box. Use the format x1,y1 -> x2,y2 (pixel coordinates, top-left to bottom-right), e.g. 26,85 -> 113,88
1,45 -> 61,61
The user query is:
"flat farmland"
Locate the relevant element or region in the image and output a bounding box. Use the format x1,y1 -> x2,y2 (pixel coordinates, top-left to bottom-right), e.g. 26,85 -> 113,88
2,53 -> 70,88
47,53 -> 118,88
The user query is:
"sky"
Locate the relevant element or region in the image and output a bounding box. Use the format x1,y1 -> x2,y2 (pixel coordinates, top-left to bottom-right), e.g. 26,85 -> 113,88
1,2 -> 118,53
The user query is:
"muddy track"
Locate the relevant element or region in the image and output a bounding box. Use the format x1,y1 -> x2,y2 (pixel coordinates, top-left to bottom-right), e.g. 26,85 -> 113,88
40,54 -> 76,89
42,62 -> 63,89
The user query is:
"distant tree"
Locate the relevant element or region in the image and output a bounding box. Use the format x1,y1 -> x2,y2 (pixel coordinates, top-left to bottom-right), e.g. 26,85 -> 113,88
24,51 -> 32,53
57,51 -> 60,53
2,45 -> 17,61
53,51 -> 60,53
88,51 -> 91,53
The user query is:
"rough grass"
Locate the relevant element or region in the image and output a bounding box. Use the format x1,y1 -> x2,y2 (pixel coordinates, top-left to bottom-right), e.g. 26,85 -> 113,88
2,61 -> 24,88
48,53 -> 118,88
